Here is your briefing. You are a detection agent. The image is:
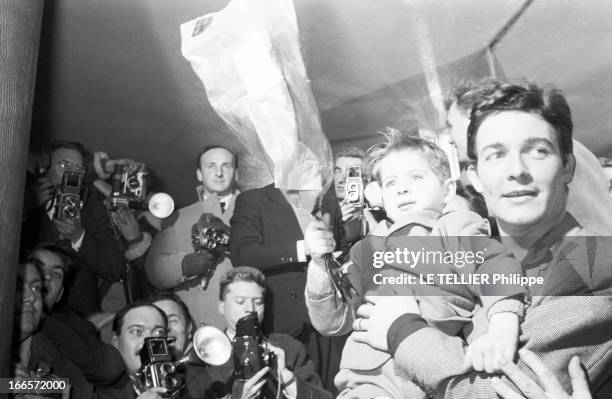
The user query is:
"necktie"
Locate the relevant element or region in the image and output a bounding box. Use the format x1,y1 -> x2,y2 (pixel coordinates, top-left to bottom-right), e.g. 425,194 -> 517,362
220,201 -> 226,214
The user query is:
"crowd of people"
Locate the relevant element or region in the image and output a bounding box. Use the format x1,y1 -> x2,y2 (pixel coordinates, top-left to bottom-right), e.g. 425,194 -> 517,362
12,77 -> 612,399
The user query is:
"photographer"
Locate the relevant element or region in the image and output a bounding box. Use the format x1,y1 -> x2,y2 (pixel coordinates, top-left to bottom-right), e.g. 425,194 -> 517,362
91,153 -> 165,305
319,147 -> 367,253
183,267 -> 332,399
22,140 -> 124,316
99,301 -> 172,399
146,145 -> 239,328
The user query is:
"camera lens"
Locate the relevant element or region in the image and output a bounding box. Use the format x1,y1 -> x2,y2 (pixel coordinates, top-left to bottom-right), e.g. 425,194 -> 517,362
160,363 -> 175,374
64,206 -> 76,218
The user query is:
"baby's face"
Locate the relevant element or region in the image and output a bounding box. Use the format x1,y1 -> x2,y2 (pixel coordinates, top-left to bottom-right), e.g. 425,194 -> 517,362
379,149 -> 448,222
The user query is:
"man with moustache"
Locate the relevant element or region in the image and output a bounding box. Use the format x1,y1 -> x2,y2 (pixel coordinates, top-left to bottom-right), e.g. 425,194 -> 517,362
99,301 -> 171,399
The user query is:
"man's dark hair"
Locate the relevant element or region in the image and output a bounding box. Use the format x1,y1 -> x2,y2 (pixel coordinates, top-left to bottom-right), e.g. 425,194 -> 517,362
219,266 -> 266,301
32,243 -> 77,300
111,301 -> 168,336
33,243 -> 76,273
147,290 -> 194,329
455,182 -> 488,219
46,140 -> 86,160
195,145 -> 238,170
466,80 -> 573,164
444,78 -> 500,114
335,146 -> 366,161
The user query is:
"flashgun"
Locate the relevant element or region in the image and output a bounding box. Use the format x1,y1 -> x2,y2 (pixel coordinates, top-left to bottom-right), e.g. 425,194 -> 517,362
192,325 -> 232,366
364,181 -> 383,208
149,193 -> 175,219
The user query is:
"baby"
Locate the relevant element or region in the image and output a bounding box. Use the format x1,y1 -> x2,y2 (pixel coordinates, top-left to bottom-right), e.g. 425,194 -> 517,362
332,129 -> 526,399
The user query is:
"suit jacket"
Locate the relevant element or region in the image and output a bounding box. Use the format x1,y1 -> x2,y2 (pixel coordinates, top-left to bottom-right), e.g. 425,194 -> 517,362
230,185 -> 310,337
145,186 -> 236,328
22,185 -> 124,316
182,333 -> 332,399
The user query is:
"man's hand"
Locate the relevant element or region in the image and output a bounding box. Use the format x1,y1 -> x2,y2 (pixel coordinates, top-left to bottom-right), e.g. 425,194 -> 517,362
111,207 -> 142,241
340,201 -> 358,222
54,216 -> 84,243
352,295 -> 421,352
465,312 -> 519,373
106,158 -> 144,176
304,215 -> 335,267
181,251 -> 218,278
34,177 -> 54,208
491,350 -> 591,399
136,387 -> 168,399
233,367 -> 269,399
267,343 -> 297,396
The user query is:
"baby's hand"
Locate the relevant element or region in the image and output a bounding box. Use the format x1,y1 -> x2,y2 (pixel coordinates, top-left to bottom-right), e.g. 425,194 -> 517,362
464,312 -> 519,373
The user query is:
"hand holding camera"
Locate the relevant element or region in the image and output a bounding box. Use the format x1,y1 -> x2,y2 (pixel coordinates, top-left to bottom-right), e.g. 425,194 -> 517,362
34,177 -> 55,209
233,367 -> 269,399
181,251 -> 218,278
339,201 -> 359,223
110,206 -> 142,242
135,337 -> 183,398
191,213 -> 230,254
182,213 -> 230,286
54,216 -> 84,243
303,216 -> 335,268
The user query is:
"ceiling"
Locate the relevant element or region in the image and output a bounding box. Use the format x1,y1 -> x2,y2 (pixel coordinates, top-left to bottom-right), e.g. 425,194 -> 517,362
32,0 -> 612,207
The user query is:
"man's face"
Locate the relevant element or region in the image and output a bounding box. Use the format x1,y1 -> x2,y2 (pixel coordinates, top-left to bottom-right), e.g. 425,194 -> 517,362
153,299 -> 190,356
469,111 -> 573,233
218,281 -> 264,336
334,156 -> 364,200
47,148 -> 85,187
379,149 -> 450,222
196,148 -> 236,197
112,306 -> 166,376
445,102 -> 471,162
15,263 -> 44,340
33,249 -> 65,310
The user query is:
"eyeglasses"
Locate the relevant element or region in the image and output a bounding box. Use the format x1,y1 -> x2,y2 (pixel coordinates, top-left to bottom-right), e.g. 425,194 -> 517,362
49,160 -> 86,174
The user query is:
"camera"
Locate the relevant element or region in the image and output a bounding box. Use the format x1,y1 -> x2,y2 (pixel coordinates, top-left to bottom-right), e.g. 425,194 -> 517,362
54,168 -> 85,221
192,226 -> 230,251
135,337 -> 183,397
107,164 -> 148,211
191,214 -> 230,252
233,312 -> 276,381
344,164 -> 364,208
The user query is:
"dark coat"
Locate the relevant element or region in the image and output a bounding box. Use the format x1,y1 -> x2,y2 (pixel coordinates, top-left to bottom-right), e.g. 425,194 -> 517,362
229,185 -> 310,337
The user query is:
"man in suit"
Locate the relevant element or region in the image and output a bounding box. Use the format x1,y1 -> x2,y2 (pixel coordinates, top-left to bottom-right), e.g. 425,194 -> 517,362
145,145 -> 239,328
230,182 -> 340,390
